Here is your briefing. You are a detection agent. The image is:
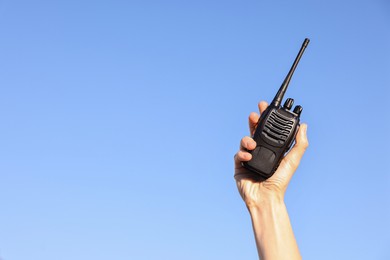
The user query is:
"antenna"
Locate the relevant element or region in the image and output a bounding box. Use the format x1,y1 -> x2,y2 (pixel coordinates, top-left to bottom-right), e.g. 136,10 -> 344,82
271,38 -> 310,106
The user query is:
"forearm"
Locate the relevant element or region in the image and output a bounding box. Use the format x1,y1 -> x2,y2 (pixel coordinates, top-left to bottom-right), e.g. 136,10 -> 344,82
248,197 -> 301,260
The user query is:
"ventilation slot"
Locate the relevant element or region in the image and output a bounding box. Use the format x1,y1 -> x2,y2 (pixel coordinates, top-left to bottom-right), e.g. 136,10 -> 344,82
263,112 -> 293,143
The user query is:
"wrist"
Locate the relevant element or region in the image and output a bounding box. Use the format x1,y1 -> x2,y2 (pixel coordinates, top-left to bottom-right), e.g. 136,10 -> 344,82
247,193 -> 284,215
245,185 -> 284,212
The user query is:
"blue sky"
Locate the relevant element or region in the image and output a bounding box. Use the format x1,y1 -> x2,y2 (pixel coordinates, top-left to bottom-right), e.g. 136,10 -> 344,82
0,0 -> 389,259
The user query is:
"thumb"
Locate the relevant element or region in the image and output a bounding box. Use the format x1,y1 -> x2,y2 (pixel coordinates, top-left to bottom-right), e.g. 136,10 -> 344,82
281,124 -> 309,173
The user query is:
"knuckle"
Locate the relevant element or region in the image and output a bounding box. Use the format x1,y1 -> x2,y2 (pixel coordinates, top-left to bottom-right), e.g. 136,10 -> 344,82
297,137 -> 309,150
243,136 -> 251,141
241,136 -> 251,147
284,157 -> 298,170
301,139 -> 309,150
249,112 -> 257,118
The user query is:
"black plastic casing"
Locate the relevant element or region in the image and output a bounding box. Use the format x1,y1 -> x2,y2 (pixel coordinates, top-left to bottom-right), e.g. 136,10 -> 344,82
242,104 -> 300,179
242,38 -> 309,179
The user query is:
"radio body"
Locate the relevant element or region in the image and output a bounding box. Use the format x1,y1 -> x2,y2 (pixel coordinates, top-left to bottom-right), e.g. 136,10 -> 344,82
242,38 -> 309,179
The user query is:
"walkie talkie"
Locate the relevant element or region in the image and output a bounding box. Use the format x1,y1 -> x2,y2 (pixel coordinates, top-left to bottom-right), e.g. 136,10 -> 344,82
242,38 -> 310,179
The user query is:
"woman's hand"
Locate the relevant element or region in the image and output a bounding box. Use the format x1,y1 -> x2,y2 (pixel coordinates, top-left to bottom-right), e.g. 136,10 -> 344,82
234,101 -> 309,209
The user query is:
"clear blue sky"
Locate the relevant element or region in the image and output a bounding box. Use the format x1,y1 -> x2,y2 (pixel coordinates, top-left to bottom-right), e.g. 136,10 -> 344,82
0,0 -> 389,259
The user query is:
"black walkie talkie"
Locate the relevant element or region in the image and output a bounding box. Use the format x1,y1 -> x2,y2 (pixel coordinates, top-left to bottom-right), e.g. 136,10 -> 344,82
242,38 -> 310,179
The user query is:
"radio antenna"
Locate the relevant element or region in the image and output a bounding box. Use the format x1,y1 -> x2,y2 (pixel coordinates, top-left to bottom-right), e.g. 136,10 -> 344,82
271,38 -> 310,107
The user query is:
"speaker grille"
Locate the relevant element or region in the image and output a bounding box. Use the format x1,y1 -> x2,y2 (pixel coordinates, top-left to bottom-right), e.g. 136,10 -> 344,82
263,111 -> 293,143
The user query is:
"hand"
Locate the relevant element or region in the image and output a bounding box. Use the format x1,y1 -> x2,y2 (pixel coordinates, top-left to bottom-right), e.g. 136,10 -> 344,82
234,101 -> 309,208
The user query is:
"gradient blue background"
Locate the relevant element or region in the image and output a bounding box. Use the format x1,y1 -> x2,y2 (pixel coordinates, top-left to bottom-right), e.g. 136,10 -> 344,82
0,0 -> 389,259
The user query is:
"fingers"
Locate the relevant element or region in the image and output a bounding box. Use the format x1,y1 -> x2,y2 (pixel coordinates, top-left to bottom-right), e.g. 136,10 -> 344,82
240,136 -> 256,150
234,136 -> 257,167
258,101 -> 268,114
235,150 -> 252,163
248,112 -> 259,135
234,150 -> 252,169
248,101 -> 268,135
282,124 -> 309,172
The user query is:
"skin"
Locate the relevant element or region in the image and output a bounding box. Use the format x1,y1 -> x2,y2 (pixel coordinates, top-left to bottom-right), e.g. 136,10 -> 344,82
234,101 -> 309,260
